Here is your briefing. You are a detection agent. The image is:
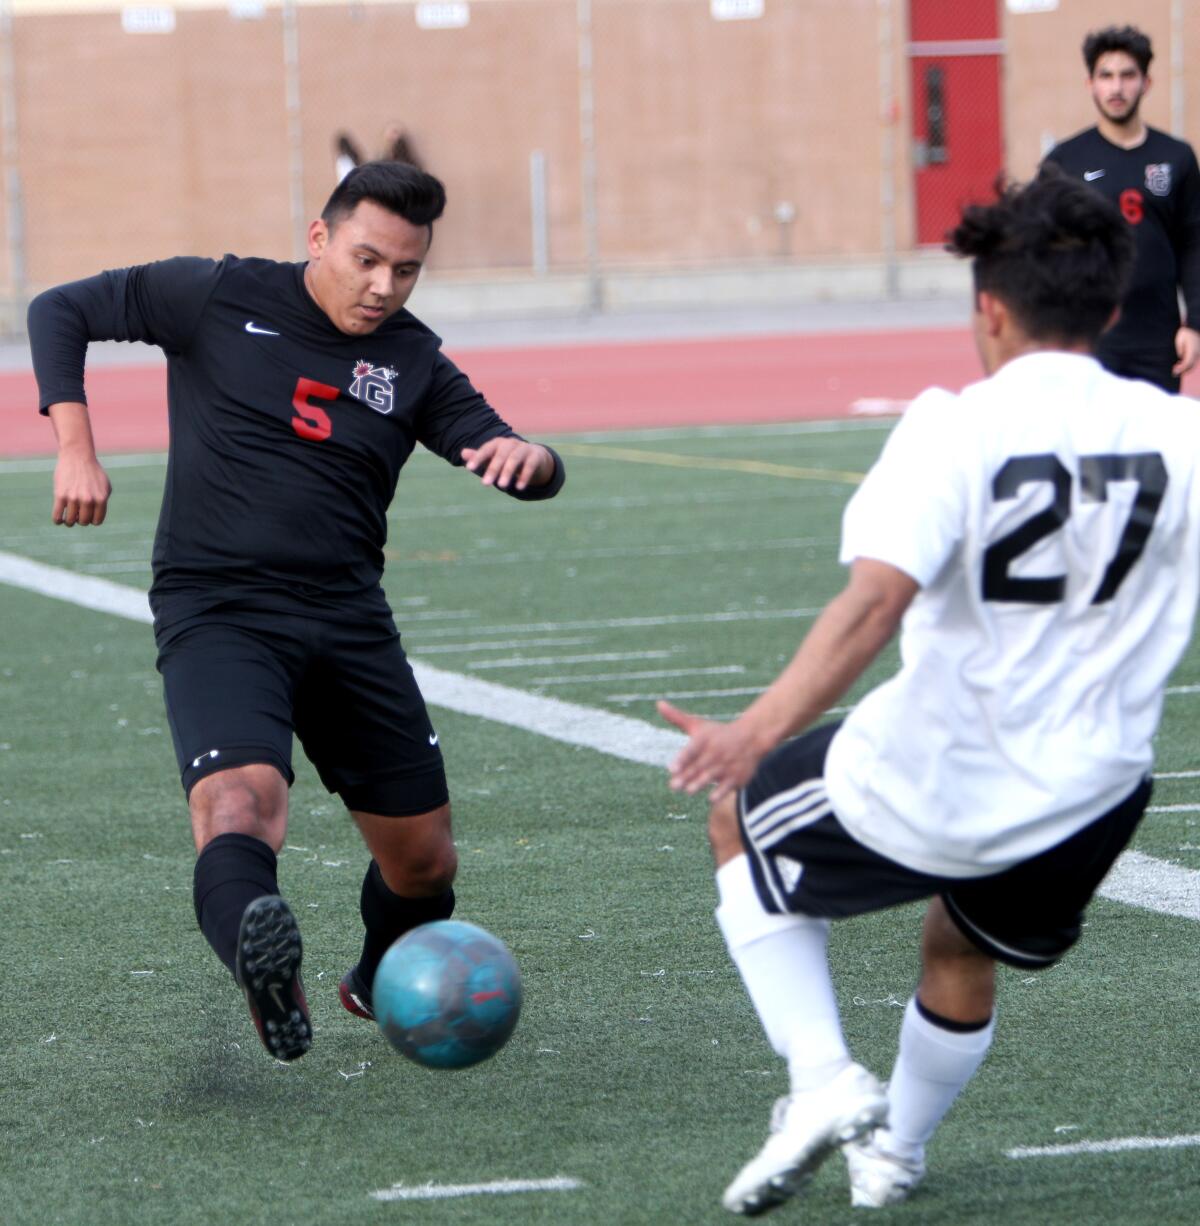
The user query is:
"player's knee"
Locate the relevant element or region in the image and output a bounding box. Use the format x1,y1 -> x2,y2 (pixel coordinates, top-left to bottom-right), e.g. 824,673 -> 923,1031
926,897 -> 990,961
707,793 -> 743,866
190,766 -> 287,849
413,840 -> 458,893
375,827 -> 458,895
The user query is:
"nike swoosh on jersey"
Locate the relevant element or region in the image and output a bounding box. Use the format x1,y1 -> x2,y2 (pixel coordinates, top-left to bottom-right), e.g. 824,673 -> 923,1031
428,732 -> 439,746
244,321 -> 281,335
1083,169 -> 1106,181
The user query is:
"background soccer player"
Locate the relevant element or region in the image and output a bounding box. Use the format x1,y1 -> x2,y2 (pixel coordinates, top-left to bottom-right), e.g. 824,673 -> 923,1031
660,166 -> 1200,1215
1044,24 -> 1200,392
28,161 -> 565,1062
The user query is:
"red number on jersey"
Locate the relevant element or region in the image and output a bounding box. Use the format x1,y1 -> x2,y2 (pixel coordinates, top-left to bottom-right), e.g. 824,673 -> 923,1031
1119,188 -> 1144,225
291,377 -> 338,441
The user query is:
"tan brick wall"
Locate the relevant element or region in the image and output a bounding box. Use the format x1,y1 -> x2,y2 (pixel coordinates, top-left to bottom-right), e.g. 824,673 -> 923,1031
0,0 -> 1192,298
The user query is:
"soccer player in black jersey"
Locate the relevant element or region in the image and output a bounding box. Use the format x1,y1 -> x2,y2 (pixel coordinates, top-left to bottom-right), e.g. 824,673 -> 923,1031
1044,25 -> 1200,392
27,161 -> 566,1061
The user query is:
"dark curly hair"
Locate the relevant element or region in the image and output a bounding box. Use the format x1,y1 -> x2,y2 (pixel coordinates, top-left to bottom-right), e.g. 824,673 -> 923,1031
1083,25 -> 1153,76
946,165 -> 1134,345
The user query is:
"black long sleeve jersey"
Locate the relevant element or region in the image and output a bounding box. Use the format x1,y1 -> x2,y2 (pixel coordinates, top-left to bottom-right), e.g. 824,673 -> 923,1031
1044,126 -> 1200,376
28,256 -> 564,631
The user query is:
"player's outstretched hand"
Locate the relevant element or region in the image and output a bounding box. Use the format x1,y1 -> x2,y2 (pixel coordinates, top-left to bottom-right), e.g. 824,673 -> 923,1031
462,438 -> 553,491
658,700 -> 765,802
1173,325 -> 1200,378
53,451 -> 112,527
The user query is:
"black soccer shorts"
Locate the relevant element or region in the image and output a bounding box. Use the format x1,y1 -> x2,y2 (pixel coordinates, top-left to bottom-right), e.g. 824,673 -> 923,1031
738,722 -> 1151,970
156,608 -> 448,815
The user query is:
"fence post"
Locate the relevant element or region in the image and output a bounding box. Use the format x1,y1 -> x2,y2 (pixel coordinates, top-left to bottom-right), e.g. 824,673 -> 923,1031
530,149 -> 549,275
0,0 -> 27,331
878,0 -> 899,298
1171,0 -> 1185,138
577,0 -> 602,311
282,0 -> 306,261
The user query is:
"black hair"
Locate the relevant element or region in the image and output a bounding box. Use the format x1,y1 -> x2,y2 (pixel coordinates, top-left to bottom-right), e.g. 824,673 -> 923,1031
946,165 -> 1134,345
320,160 -> 446,232
1083,25 -> 1153,76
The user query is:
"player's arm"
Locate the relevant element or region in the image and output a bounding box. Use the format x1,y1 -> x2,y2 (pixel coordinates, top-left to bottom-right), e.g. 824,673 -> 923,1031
28,259 -> 221,525
662,387 -> 961,800
419,353 -> 565,498
660,558 -> 917,799
1174,150 -> 1200,377
27,275 -> 120,527
46,402 -> 111,527
461,435 -> 559,492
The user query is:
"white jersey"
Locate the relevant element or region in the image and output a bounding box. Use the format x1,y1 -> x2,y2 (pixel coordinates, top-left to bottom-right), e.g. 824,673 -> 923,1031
825,352 -> 1200,877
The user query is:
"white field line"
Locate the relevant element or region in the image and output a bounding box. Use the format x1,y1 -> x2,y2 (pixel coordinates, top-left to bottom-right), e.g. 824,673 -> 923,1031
470,650 -> 673,670
369,1176 -> 583,1202
0,550 -> 153,623
413,608 -> 824,638
413,660 -> 685,768
0,453 -> 168,474
460,538 -> 823,565
1008,1133 -> 1200,1159
530,665 -> 746,686
851,397 -> 911,417
1153,770 -> 1200,779
3,552 -> 1199,921
566,420 -> 893,443
1165,684 -> 1200,695
1097,849 -> 1200,921
385,608 -> 477,622
1146,803 -> 1200,813
609,685 -> 767,703
415,636 -> 595,654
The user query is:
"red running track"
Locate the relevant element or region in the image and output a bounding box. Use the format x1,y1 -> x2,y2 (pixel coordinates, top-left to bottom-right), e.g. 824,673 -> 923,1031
0,325 -> 1033,456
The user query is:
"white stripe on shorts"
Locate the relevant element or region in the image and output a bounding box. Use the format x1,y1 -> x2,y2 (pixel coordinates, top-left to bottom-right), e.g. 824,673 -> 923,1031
744,779 -> 831,844
741,779 -> 833,911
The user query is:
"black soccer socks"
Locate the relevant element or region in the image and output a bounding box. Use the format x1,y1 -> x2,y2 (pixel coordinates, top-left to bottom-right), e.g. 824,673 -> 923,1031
193,832 -> 280,975
355,858 -> 455,991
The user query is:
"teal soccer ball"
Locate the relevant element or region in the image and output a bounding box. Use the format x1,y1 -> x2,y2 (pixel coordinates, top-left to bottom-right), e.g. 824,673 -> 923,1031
373,920 -> 523,1069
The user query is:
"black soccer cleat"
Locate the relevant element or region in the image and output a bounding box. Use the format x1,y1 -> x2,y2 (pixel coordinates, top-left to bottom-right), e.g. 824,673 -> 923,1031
235,895 -> 312,1061
338,966 -> 375,1022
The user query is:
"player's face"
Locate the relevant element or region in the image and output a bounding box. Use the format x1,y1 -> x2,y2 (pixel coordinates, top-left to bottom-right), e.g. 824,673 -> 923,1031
1088,51 -> 1149,126
304,200 -> 431,335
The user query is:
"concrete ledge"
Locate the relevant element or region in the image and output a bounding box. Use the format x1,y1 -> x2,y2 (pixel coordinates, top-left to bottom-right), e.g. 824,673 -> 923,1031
410,253 -> 971,321
0,254 -> 971,340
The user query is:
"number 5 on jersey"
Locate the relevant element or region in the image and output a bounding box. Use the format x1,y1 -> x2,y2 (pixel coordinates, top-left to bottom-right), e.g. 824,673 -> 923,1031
292,377 -> 338,441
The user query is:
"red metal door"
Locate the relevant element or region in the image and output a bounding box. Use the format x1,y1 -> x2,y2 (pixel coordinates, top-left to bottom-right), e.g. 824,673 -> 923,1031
910,0 -> 1004,245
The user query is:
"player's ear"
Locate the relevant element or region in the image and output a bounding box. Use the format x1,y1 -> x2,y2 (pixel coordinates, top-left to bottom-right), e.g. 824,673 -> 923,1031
307,218 -> 329,260
977,290 -> 1006,338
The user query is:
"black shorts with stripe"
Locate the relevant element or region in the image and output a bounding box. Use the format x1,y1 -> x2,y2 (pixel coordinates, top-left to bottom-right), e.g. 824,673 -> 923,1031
156,607 -> 448,815
738,722 -> 1151,970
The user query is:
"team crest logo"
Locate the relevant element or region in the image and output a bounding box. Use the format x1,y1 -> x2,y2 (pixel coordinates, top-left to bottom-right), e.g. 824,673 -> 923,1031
1145,163 -> 1172,196
349,359 -> 398,414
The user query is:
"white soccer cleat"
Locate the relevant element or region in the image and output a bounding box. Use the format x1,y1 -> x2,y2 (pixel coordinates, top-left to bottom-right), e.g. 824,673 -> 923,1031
722,1062 -> 888,1216
845,1132 -> 926,1208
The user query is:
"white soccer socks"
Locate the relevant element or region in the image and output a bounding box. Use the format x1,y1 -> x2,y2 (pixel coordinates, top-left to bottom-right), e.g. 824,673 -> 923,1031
715,854 -> 851,1088
881,994 -> 996,1160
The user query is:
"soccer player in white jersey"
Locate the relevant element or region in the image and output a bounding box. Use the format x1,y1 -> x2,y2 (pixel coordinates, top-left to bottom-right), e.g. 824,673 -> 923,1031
660,165 -> 1200,1216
